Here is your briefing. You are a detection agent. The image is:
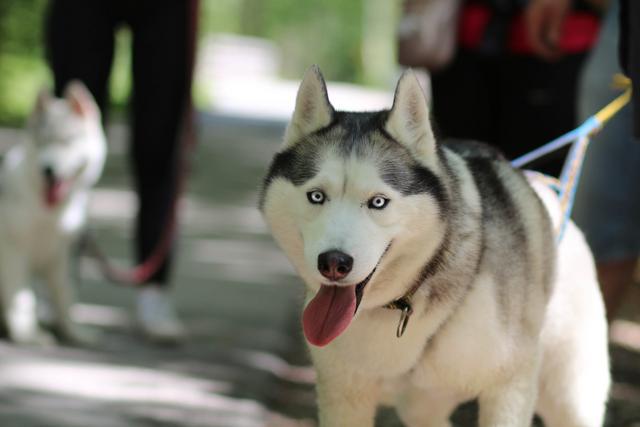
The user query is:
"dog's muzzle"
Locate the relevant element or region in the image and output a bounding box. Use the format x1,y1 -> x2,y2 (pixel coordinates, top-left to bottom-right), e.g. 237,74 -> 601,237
302,243 -> 392,347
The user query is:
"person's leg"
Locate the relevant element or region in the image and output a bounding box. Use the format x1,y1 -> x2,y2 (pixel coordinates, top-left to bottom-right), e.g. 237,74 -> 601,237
128,0 -> 198,341
431,49 -> 500,145
575,102 -> 640,321
497,53 -> 588,176
573,0 -> 640,321
46,0 -> 117,112
597,260 -> 638,322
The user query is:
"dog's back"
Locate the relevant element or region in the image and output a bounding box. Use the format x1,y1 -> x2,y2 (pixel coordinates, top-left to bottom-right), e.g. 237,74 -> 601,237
445,139 -> 556,332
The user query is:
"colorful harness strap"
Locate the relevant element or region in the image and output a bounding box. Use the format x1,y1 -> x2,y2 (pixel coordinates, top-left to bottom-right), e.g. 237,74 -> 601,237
511,75 -> 632,243
384,77 -> 630,339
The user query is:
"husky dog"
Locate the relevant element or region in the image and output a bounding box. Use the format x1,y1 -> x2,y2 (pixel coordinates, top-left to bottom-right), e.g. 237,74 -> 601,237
260,67 -> 610,426
0,82 -> 106,344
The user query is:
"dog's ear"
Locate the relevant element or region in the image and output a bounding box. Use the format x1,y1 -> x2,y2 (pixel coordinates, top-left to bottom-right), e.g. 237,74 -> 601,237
385,70 -> 436,164
64,80 -> 99,119
284,65 -> 334,146
33,88 -> 51,115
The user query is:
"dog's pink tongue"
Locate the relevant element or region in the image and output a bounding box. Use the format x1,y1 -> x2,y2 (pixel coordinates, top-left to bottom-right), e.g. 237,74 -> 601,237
303,284 -> 356,347
45,181 -> 64,207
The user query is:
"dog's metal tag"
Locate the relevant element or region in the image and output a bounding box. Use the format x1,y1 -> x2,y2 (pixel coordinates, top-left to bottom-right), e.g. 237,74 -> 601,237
396,302 -> 413,338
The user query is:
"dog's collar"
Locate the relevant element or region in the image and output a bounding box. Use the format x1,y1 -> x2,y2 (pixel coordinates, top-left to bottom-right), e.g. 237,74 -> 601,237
383,282 -> 422,338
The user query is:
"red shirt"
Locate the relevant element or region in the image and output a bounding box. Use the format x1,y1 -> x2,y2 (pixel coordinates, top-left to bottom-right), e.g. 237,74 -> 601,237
458,2 -> 600,54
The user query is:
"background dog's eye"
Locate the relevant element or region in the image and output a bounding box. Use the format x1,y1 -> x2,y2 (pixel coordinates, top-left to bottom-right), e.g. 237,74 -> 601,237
307,190 -> 326,205
368,196 -> 389,210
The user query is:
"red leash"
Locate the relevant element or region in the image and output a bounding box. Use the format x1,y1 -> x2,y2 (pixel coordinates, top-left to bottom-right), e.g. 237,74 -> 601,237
82,207 -> 179,285
82,0 -> 200,286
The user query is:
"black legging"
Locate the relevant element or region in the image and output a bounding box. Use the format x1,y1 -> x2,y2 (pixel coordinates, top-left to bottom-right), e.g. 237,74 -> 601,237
46,0 -> 198,285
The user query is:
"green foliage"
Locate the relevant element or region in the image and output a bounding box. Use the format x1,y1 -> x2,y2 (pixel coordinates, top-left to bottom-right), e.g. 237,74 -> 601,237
200,0 -> 244,35
0,0 -> 49,126
109,29 -> 133,110
0,0 -> 397,125
0,0 -> 47,55
265,0 -> 365,82
0,54 -> 48,125
199,0 -> 373,83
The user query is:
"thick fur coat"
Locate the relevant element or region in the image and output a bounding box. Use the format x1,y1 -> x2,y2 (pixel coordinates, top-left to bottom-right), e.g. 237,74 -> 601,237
261,67 -> 610,427
0,82 -> 106,344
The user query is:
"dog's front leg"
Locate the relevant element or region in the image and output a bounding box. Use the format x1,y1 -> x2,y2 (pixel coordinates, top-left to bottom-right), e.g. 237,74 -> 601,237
396,385 -> 460,427
477,359 -> 539,427
0,251 -> 43,344
315,367 -> 380,427
45,248 -> 87,344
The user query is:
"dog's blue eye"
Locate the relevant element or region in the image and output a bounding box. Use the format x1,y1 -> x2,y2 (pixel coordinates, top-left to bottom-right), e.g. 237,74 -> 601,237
307,190 -> 326,205
368,196 -> 389,210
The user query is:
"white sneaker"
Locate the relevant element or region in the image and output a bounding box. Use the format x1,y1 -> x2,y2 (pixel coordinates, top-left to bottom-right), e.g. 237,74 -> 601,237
136,286 -> 186,344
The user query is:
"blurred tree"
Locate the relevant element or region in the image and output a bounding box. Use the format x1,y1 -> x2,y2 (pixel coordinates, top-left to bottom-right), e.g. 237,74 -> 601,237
362,0 -> 398,87
0,0 -> 131,125
198,0 -> 396,85
109,28 -> 133,112
240,0 -> 266,36
0,0 -> 48,125
0,0 -> 398,126
200,0 -> 244,35
260,0 -> 365,82
0,0 -> 46,54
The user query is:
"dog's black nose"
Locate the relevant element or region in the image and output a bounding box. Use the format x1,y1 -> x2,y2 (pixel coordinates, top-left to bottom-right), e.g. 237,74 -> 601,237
318,250 -> 353,281
42,165 -> 55,181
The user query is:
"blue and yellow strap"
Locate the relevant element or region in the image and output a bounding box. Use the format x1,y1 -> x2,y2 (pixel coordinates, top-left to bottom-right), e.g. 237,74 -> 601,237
512,75 -> 632,243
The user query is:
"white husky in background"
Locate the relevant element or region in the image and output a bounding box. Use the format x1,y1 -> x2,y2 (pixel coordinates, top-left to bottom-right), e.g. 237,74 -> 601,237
0,82 -> 106,344
261,66 -> 610,426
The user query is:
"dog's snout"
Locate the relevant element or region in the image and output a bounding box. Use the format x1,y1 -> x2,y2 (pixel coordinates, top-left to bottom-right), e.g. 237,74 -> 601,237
318,250 -> 353,281
42,165 -> 55,181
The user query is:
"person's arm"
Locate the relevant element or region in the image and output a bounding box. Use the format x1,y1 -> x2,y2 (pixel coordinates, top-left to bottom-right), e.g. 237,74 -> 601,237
524,0 -> 572,61
585,0 -> 609,10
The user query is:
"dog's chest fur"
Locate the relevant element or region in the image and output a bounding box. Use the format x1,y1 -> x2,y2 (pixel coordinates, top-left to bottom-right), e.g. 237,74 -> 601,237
315,273 -> 523,396
310,143 -> 554,397
0,147 -> 87,271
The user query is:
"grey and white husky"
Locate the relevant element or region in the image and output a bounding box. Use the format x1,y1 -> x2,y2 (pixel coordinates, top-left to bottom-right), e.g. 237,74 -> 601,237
261,67 -> 610,426
0,82 -> 106,344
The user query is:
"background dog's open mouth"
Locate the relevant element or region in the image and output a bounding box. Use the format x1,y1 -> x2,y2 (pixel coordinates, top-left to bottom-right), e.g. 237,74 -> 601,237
44,176 -> 71,208
43,164 -> 86,208
302,269 -> 375,347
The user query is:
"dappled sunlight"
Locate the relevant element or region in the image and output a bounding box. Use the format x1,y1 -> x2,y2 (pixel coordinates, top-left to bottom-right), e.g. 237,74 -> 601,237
88,189 -> 136,223
0,359 -> 233,405
180,197 -> 269,236
0,355 -> 317,427
184,318 -> 301,355
88,188 -> 269,236
181,262 -> 295,288
186,238 -> 295,277
231,349 -> 315,384
71,303 -> 132,330
196,35 -> 393,122
0,357 -> 314,426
